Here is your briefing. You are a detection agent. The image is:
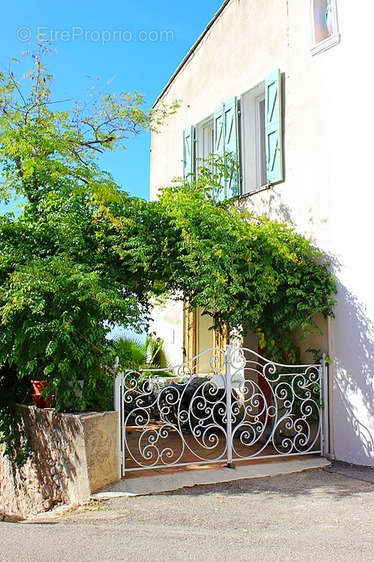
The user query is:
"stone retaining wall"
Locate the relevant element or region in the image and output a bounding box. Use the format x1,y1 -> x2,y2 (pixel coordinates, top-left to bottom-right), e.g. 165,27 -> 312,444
0,406 -> 120,520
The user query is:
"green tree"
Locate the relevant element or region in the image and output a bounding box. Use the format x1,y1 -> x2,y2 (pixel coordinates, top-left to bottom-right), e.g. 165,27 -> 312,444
156,169 -> 336,362
0,51 -> 176,420
0,52 -> 336,466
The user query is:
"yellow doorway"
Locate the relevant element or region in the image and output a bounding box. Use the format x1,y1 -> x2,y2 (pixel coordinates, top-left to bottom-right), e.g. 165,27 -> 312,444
183,305 -> 228,372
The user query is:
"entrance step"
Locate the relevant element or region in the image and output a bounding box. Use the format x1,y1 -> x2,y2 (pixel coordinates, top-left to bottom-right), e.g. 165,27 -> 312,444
92,456 -> 331,498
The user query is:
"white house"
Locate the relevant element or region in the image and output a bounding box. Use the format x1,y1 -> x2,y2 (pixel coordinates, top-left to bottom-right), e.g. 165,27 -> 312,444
149,0 -> 374,467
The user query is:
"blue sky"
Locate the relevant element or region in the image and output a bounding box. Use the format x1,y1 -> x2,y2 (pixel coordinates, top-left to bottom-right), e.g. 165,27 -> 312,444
2,0 -> 223,200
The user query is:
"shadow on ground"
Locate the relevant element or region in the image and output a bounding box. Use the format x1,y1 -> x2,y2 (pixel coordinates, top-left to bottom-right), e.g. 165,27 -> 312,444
158,461 -> 374,501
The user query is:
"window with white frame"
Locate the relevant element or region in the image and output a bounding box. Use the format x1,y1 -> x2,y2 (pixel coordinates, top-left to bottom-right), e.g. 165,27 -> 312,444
240,82 -> 267,194
311,0 -> 340,55
183,69 -> 284,200
196,117 -> 214,170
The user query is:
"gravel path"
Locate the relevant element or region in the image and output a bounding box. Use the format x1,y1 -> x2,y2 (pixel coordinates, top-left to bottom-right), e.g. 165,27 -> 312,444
1,462 -> 373,562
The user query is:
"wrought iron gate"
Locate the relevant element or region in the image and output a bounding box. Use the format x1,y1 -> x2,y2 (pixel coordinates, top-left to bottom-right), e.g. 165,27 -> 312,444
114,346 -> 328,477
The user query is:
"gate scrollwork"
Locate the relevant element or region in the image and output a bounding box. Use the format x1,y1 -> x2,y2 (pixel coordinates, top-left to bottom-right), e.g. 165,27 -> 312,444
117,346 -> 325,474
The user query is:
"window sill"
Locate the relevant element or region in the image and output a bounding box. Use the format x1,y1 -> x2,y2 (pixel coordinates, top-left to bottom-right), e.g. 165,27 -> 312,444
239,183 -> 273,199
311,33 -> 340,56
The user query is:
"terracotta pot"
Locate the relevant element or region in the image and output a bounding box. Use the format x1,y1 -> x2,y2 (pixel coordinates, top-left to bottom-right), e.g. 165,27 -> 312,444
30,380 -> 54,408
30,380 -> 47,395
32,393 -> 55,408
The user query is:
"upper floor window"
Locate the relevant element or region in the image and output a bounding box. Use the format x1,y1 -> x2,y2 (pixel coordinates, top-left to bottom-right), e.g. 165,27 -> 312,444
241,82 -> 267,194
196,117 -> 214,171
311,0 -> 340,55
183,69 -> 284,201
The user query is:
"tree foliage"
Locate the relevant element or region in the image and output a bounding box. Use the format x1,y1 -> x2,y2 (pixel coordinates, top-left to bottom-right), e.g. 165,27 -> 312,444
156,163 -> 336,362
0,52 -> 336,465
0,52 -> 176,407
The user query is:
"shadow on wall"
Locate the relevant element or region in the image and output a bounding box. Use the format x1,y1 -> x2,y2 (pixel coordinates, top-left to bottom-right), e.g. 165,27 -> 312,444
333,281 -> 374,465
1,407 -> 83,519
238,189 -> 374,465
28,408 -> 81,505
238,187 -> 328,246
237,188 -> 293,223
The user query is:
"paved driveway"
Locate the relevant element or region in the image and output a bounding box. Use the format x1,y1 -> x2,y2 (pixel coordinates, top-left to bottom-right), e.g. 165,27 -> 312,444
1,462 -> 373,562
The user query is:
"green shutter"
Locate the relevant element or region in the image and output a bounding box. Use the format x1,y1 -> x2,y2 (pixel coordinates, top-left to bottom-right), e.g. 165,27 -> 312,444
265,69 -> 283,184
214,105 -> 225,157
223,97 -> 239,197
213,105 -> 225,201
183,125 -> 195,179
213,99 -> 239,201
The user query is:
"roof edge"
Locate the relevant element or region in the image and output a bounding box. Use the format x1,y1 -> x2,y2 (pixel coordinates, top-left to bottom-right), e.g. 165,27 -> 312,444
152,0 -> 232,108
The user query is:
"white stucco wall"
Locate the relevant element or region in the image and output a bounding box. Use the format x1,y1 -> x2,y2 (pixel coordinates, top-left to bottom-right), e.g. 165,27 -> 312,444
149,0 -> 374,466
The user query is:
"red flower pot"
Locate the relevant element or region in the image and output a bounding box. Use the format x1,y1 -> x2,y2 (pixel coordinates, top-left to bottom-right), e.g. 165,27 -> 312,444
31,380 -> 47,395
32,393 -> 55,408
30,380 -> 54,408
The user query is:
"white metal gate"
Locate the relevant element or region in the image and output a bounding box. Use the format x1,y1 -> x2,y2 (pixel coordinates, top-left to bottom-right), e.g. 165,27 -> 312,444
114,345 -> 328,476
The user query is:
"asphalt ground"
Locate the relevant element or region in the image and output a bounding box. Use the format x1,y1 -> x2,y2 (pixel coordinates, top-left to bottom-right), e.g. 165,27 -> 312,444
1,461 -> 373,562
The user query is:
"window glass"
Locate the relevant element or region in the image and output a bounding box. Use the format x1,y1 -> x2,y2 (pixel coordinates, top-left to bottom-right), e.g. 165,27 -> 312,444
240,83 -> 266,194
313,0 -> 331,43
196,119 -> 214,172
311,0 -> 339,53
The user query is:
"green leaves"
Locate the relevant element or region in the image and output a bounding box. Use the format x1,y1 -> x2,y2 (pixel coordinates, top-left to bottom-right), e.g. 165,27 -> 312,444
0,52 -> 182,464
0,52 -> 336,465
156,177 -> 336,362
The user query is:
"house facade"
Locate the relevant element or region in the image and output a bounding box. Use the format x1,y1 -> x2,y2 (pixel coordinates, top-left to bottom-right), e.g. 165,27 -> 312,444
149,0 -> 374,467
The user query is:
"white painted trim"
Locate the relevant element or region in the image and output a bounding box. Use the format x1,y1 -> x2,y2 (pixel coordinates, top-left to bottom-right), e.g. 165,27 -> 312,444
327,315 -> 336,460
196,116 -> 214,178
114,372 -> 124,478
310,0 -> 340,56
196,114 -> 214,130
238,184 -> 272,199
255,95 -> 266,189
240,82 -> 266,195
198,118 -> 214,160
311,32 -> 341,56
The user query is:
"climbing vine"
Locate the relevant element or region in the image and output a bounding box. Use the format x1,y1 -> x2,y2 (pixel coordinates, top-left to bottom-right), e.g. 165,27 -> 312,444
157,171 -> 336,362
0,52 -> 336,465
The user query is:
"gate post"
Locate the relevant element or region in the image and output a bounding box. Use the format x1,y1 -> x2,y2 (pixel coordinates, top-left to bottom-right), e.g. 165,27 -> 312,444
114,371 -> 124,478
225,345 -> 234,469
321,353 -> 329,457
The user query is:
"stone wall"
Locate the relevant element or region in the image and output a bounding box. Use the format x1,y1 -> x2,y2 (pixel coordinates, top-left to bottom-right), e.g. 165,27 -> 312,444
0,406 -> 120,520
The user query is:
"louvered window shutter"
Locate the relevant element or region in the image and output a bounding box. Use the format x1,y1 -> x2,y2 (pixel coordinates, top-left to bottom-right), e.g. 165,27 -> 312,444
183,125 -> 195,179
213,105 -> 225,201
213,99 -> 239,201
223,97 -> 239,198
265,69 -> 284,184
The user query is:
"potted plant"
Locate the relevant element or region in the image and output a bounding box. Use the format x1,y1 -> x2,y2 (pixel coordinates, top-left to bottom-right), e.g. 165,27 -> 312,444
30,378 -> 55,408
